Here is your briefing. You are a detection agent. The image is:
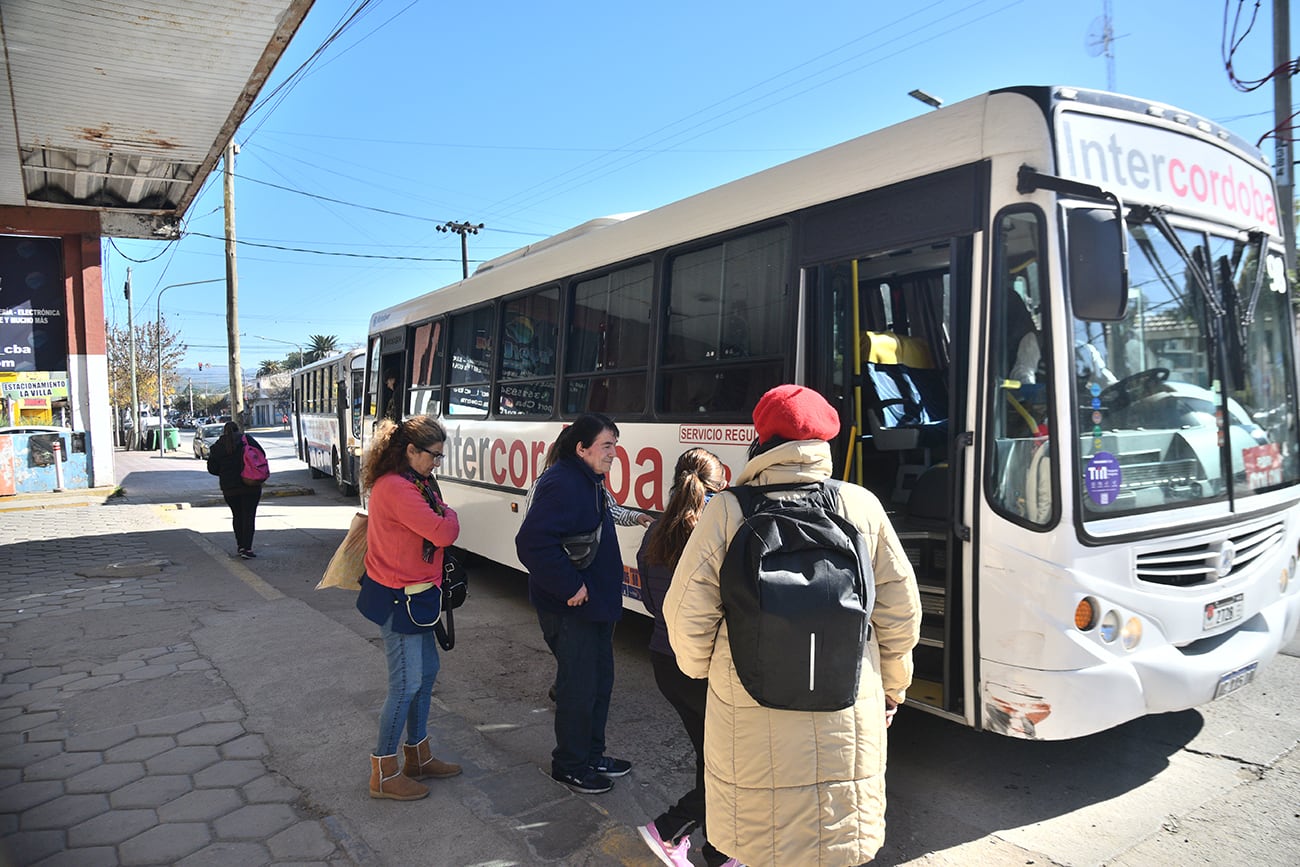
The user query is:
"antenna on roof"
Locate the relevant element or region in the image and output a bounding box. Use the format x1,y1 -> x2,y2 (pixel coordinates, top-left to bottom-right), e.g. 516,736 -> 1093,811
1085,0 -> 1119,91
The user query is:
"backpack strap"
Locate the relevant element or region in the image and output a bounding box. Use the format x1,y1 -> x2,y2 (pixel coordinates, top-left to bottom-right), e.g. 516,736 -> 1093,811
729,480 -> 838,517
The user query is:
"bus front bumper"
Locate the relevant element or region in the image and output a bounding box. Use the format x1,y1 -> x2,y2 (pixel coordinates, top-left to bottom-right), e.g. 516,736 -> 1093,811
980,589 -> 1300,740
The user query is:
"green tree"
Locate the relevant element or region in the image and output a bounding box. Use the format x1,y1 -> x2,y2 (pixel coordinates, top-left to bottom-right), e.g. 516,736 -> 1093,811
256,359 -> 283,377
307,334 -> 338,361
107,316 -> 187,418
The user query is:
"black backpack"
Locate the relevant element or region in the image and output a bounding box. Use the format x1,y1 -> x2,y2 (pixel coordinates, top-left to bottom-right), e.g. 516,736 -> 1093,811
720,480 -> 874,712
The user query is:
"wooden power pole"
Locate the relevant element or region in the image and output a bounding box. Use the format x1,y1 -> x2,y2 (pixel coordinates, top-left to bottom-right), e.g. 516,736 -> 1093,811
223,140 -> 244,422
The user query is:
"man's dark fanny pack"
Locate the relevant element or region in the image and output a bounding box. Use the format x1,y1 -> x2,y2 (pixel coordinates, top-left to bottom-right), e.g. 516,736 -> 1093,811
561,524 -> 602,570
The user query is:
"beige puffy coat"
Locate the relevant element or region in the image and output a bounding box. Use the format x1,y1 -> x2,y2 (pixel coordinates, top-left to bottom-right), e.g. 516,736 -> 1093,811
664,440 -> 921,867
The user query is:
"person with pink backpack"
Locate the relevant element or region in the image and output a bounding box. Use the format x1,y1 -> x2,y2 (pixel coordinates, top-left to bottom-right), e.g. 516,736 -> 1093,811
206,421 -> 268,559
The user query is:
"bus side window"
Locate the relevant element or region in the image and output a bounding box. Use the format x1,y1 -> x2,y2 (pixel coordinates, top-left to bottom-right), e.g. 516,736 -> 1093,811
564,263 -> 652,415
409,319 -> 444,417
661,225 -> 789,415
987,209 -> 1054,526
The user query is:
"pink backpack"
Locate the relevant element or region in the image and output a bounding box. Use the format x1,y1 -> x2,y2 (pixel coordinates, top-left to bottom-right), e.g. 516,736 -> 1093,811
241,436 -> 270,486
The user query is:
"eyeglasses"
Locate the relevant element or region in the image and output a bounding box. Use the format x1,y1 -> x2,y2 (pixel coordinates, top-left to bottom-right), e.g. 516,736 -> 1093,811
420,447 -> 445,463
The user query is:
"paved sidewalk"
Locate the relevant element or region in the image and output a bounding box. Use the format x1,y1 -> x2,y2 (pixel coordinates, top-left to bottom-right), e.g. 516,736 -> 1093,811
0,464 -> 664,866
0,503 -> 351,866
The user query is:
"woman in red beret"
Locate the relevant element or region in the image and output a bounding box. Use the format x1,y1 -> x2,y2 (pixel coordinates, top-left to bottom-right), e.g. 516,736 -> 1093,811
663,384 -> 922,867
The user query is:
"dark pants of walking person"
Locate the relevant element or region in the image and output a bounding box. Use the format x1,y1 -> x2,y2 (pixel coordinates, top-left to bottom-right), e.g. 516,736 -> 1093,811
537,610 -> 614,776
649,650 -> 729,867
221,485 -> 262,553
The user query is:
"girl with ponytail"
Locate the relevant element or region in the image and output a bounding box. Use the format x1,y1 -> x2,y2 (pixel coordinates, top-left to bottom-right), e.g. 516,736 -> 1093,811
634,448 -> 739,867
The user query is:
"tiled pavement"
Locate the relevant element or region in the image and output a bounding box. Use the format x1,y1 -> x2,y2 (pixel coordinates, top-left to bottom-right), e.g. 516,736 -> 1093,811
0,504 -> 353,867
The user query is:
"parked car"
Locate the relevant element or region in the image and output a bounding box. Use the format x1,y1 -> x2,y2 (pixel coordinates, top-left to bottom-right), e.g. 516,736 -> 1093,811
193,423 -> 225,459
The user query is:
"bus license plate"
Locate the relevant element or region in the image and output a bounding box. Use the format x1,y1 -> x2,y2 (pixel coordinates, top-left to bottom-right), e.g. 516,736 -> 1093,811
1213,662 -> 1257,699
1203,593 -> 1244,631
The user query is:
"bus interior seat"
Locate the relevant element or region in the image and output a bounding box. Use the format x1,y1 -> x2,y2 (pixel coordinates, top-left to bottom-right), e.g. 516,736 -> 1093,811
860,330 -> 949,450
905,462 -> 949,528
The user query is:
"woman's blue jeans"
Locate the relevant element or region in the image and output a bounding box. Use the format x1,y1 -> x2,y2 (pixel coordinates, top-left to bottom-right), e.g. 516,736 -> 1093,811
375,615 -> 440,756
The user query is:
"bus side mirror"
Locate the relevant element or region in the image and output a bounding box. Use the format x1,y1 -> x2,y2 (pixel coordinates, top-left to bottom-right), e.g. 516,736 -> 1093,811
1068,205 -> 1128,321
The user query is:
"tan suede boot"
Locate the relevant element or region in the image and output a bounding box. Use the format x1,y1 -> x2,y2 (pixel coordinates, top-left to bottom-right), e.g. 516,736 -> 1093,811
369,754 -> 429,800
402,737 -> 462,780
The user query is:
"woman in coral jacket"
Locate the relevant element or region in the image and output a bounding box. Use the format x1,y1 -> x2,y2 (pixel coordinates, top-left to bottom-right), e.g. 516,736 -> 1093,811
664,385 -> 922,867
354,416 -> 462,801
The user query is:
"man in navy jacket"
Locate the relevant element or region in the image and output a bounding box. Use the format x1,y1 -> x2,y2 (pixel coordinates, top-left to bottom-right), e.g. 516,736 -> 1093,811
515,413 -> 630,794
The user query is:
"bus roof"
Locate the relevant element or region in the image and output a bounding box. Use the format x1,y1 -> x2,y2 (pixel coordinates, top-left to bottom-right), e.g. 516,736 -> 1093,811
368,85 -> 1272,335
289,347 -> 365,376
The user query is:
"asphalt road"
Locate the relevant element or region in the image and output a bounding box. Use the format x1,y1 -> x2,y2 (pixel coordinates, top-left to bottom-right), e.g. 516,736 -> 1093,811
117,429 -> 1300,866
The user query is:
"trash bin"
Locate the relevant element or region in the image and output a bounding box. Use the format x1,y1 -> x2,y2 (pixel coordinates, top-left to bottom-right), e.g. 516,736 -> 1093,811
144,428 -> 159,451
164,427 -> 180,451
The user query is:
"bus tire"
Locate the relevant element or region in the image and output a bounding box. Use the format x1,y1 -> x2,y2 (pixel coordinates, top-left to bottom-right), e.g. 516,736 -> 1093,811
334,451 -> 357,497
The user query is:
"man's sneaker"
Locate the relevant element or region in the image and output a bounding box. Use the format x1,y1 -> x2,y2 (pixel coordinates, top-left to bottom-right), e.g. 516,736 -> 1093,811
552,768 -> 613,794
589,756 -> 631,777
637,823 -> 691,867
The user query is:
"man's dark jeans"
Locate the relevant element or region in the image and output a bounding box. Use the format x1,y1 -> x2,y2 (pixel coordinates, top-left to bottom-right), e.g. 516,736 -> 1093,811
537,609 -> 614,776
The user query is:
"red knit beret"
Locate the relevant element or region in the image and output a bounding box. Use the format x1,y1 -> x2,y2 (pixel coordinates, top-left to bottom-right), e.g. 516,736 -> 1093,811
752,384 -> 840,444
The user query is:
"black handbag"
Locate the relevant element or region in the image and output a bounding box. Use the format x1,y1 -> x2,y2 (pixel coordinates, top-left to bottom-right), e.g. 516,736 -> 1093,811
434,550 -> 469,651
441,550 -> 468,610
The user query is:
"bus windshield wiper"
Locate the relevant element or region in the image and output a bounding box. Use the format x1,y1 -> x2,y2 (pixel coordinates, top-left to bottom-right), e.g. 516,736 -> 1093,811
1242,230 -> 1268,327
1128,204 -> 1224,318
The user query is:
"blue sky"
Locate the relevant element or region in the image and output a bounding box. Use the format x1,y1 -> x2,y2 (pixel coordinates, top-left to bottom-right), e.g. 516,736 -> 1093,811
103,0 -> 1295,383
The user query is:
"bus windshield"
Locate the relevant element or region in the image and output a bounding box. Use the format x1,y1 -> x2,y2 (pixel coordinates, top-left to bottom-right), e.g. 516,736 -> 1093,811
1075,219 -> 1299,519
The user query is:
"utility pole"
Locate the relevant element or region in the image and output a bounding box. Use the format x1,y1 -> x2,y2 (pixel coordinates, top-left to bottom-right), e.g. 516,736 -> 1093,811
188,379 -> 194,416
437,220 -> 484,279
224,140 -> 244,424
1274,0 -> 1295,275
124,267 -> 141,450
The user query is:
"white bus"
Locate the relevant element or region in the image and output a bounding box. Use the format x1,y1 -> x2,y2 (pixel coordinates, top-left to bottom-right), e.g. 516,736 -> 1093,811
362,86 -> 1300,740
290,349 -> 366,496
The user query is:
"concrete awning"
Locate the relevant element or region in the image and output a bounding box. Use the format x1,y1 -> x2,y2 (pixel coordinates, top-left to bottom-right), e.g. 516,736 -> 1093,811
0,0 -> 315,239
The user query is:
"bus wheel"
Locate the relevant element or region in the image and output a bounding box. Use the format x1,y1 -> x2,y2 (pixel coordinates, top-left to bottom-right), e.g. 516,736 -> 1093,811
334,450 -> 357,497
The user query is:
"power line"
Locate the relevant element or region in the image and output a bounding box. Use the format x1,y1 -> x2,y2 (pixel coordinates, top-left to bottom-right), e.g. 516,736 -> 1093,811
232,172 -> 545,237
184,231 -> 471,261
483,0 -> 1023,216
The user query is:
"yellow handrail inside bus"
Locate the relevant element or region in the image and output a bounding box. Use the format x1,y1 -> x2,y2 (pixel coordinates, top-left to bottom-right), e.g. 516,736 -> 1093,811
843,424 -> 856,481
1002,383 -> 1039,431
850,259 -> 864,486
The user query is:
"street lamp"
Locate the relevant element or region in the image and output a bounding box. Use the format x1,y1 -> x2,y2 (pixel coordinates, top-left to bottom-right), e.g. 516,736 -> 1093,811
158,279 -> 223,457
908,88 -> 943,110
252,334 -> 305,369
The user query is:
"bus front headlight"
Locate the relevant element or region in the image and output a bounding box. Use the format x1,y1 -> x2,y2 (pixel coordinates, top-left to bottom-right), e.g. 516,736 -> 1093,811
1121,617 -> 1142,651
1099,609 -> 1121,643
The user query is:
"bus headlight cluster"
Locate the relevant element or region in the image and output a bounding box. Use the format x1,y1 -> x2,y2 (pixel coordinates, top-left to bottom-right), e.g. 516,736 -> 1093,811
1075,597 -> 1141,651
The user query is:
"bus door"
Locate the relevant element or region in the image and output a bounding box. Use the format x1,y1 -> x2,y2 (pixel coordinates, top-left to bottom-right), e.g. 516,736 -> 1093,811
804,235 -> 973,721
333,360 -> 358,496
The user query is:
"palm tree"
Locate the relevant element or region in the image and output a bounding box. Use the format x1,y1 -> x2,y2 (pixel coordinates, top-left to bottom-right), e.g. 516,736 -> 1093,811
307,334 -> 338,362
256,359 -> 283,377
